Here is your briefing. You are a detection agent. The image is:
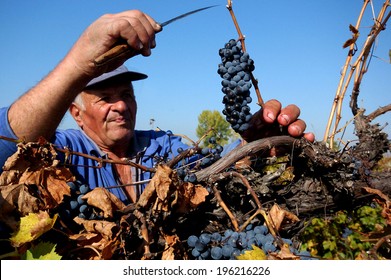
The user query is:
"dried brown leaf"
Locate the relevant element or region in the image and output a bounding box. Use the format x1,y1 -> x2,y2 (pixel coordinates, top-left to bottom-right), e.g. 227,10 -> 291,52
175,182 -> 209,213
82,188 -> 126,218
349,24 -> 359,34
161,234 -> 187,260
70,218 -> 121,259
268,243 -> 300,260
0,184 -> 42,230
73,217 -> 120,239
363,186 -> 391,225
0,140 -> 73,208
137,165 -> 175,209
268,203 -> 299,231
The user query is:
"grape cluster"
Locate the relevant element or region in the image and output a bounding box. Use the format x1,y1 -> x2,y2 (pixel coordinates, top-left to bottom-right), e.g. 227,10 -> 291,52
187,224 -> 311,260
218,39 -> 254,133
59,180 -> 102,222
176,136 -> 223,183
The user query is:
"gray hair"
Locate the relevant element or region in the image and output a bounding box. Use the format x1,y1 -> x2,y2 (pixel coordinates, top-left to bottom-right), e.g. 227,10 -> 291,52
73,94 -> 85,110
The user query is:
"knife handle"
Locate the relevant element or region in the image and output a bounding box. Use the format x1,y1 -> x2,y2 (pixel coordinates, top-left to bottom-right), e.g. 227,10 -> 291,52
94,44 -> 137,66
94,23 -> 163,66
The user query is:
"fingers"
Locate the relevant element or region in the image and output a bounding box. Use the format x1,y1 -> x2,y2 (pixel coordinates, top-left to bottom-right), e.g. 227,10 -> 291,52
287,119 -> 306,137
303,132 -> 315,142
262,99 -> 282,123
246,99 -> 315,141
114,10 -> 159,56
278,104 -> 300,126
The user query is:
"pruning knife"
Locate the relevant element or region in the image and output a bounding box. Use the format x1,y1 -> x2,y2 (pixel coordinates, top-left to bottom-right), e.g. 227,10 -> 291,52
94,5 -> 218,66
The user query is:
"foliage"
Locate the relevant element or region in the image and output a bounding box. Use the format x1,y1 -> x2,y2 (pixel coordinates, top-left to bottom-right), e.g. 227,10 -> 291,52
196,110 -> 233,147
300,203 -> 389,259
236,245 -> 267,260
10,212 -> 58,247
22,242 -> 62,260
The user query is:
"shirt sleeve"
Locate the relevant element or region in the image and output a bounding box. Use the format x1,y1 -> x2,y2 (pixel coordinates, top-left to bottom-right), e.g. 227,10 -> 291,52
0,107 -> 19,169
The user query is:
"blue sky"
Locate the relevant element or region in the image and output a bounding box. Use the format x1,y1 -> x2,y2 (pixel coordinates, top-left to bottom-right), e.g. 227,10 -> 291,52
0,0 -> 390,143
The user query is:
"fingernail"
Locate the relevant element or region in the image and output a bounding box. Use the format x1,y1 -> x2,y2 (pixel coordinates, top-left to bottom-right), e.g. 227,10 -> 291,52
267,112 -> 275,121
155,23 -> 162,32
293,125 -> 302,135
138,42 -> 144,50
281,114 -> 290,125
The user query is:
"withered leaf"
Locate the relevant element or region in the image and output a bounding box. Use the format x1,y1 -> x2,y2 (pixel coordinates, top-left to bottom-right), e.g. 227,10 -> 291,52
268,203 -> 299,231
175,182 -> 209,213
70,218 -> 121,260
82,188 -> 126,218
137,165 -> 174,208
363,186 -> 391,225
0,184 -> 42,230
268,243 -> 300,260
73,217 -> 120,239
349,24 -> 359,34
10,211 -> 57,247
0,140 -> 73,208
161,234 -> 187,260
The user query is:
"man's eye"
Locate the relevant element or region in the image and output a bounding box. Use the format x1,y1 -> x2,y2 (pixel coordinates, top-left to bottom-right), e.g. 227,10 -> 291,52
100,97 -> 109,102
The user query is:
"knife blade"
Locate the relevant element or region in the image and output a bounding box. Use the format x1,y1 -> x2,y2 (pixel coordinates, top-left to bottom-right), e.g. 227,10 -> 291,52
94,5 -> 218,66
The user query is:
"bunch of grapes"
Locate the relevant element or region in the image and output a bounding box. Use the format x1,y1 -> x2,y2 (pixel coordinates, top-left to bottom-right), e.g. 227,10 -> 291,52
218,39 -> 254,133
58,180 -> 102,222
176,136 -> 223,183
186,224 -> 311,260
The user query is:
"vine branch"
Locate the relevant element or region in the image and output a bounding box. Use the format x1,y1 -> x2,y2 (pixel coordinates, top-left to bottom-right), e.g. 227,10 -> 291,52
226,0 -> 264,106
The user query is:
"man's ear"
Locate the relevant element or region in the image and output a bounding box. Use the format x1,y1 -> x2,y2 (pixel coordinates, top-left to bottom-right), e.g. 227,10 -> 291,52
69,103 -> 83,128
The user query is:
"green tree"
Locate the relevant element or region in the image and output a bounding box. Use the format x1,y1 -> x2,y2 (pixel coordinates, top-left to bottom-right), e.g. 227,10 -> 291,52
196,110 -> 234,147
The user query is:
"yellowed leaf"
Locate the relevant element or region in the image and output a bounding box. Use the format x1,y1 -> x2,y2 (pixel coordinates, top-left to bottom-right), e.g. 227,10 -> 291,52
236,245 -> 267,260
10,211 -> 57,247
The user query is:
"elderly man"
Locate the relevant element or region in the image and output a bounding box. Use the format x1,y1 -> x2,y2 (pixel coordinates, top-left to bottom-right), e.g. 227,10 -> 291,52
0,10 -> 314,204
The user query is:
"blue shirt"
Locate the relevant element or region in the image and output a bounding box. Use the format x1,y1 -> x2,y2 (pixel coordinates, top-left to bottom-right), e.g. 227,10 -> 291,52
0,106 -> 240,203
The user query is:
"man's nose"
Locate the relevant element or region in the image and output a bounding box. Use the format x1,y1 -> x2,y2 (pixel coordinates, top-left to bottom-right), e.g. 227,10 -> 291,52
111,98 -> 129,112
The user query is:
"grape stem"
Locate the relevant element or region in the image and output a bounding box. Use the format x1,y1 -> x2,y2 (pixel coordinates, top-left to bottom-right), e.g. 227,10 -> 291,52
55,146 -> 154,172
134,209 -> 152,258
211,170 -> 278,237
212,184 -> 240,231
226,0 -> 264,106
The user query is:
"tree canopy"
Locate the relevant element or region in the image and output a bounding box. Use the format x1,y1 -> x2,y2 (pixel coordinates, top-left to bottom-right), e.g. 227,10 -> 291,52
196,110 -> 235,147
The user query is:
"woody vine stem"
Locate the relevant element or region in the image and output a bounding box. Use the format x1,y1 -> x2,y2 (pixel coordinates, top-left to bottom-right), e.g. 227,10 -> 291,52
323,0 -> 391,148
226,0 -> 264,107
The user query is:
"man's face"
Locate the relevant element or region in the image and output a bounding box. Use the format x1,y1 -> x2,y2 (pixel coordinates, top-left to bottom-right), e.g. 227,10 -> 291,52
73,83 -> 137,152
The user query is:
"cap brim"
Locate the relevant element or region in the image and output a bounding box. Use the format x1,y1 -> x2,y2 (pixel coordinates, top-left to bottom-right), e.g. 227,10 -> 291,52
85,66 -> 148,88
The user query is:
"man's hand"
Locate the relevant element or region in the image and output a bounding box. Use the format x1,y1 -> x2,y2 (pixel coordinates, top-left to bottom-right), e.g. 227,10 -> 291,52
66,10 -> 161,77
240,99 -> 315,142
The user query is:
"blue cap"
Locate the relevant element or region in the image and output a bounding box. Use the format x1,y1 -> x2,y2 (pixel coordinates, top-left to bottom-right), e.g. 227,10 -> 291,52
85,65 -> 147,88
